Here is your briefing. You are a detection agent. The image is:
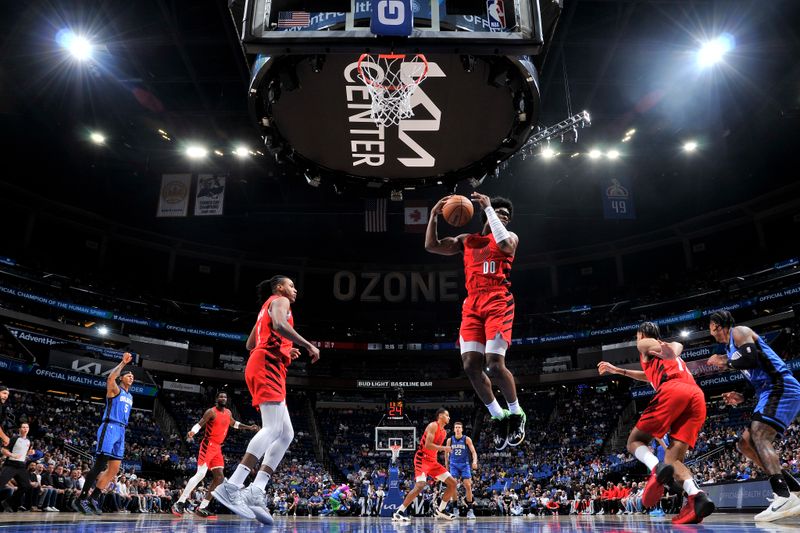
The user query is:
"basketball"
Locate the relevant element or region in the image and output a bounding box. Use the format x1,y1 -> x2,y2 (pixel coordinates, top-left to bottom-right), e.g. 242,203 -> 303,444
442,195 -> 474,227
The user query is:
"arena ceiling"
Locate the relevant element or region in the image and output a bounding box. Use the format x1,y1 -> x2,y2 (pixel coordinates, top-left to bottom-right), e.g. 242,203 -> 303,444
1,0 -> 799,263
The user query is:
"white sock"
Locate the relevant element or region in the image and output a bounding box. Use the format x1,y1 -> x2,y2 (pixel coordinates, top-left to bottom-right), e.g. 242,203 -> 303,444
438,499 -> 449,512
199,499 -> 210,509
229,464 -> 251,488
397,503 -> 407,512
486,399 -> 505,418
634,446 -> 660,471
253,471 -> 271,491
683,478 -> 700,496
507,399 -> 522,414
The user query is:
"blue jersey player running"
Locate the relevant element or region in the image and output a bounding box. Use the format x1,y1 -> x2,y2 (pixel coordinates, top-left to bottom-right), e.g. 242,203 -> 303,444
444,421 -> 477,519
73,352 -> 135,515
707,311 -> 800,522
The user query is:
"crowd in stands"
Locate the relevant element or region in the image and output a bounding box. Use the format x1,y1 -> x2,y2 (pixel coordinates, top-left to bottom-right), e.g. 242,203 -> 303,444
3,379 -> 800,517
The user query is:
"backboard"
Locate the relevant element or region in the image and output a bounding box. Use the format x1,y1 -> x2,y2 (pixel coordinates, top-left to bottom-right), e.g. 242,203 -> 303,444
235,0 -> 549,55
376,426 -> 417,452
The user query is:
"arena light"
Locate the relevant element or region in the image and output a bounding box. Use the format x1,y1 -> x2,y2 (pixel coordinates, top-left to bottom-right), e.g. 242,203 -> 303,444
683,140 -> 698,153
588,149 -> 602,160
697,34 -> 735,68
606,149 -> 620,160
56,30 -> 94,61
89,132 -> 106,145
625,129 -> 636,137
541,146 -> 555,159
680,329 -> 690,339
233,146 -> 251,158
214,150 -> 224,157
97,325 -> 109,336
186,145 -> 208,159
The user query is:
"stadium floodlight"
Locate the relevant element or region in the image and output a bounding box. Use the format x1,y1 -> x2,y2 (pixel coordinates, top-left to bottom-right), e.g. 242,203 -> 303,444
588,149 -> 602,160
683,141 -> 698,153
56,30 -> 93,61
97,325 -> 109,336
186,145 -> 208,159
697,34 -> 735,68
541,146 -> 555,159
89,132 -> 106,145
606,149 -> 620,160
680,329 -> 690,339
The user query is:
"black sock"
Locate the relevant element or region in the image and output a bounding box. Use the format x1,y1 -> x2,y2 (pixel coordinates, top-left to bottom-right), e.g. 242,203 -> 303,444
783,469 -> 800,492
769,474 -> 791,498
90,487 -> 102,500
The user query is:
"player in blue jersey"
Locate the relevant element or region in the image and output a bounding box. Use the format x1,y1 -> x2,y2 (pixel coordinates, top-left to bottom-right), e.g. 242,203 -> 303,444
73,352 -> 135,515
707,311 -> 800,521
444,421 -> 478,519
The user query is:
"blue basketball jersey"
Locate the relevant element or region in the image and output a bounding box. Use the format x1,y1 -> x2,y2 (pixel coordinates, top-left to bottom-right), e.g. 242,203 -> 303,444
727,332 -> 799,395
102,387 -> 133,426
449,435 -> 469,465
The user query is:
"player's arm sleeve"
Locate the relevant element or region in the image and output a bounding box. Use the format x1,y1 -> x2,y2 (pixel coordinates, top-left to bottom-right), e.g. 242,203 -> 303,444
728,343 -> 760,370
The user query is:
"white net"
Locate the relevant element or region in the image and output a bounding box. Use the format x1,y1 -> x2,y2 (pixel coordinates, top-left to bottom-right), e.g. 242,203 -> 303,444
357,53 -> 428,127
390,445 -> 401,464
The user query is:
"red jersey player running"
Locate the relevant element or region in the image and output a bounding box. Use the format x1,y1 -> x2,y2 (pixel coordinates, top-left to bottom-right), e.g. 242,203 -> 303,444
598,322 -> 715,524
392,408 -> 458,522
171,391 -> 258,518
425,193 -> 525,450
213,275 -> 320,524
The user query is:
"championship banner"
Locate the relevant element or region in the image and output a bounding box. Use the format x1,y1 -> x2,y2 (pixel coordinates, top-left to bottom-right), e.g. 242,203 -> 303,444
404,200 -> 428,233
194,174 -> 226,216
602,177 -> 636,220
156,174 -> 191,218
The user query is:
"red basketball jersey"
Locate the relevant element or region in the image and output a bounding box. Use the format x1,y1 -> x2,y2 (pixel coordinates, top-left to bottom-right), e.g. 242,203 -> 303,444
640,352 -> 696,391
203,407 -> 231,445
462,233 -> 513,293
416,423 -> 447,461
253,295 -> 294,361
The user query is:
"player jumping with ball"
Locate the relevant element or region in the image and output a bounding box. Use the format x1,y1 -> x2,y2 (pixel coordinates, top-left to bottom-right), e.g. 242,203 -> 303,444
425,192 -> 525,450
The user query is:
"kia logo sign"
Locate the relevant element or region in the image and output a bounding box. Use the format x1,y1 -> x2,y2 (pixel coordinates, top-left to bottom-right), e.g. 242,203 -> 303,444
378,1 -> 405,25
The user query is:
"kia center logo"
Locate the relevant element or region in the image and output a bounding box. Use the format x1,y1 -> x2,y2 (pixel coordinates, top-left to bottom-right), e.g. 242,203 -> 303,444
378,1 -> 405,25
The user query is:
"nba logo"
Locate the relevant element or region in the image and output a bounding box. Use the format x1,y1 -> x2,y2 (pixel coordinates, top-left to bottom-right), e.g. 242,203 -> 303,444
487,0 -> 506,30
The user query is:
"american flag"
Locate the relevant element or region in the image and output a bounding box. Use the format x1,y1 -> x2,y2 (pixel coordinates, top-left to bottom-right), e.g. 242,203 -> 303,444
277,11 -> 310,28
365,198 -> 387,232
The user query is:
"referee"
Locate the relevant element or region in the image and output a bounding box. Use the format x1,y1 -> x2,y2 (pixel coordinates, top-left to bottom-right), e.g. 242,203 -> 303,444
0,421 -> 34,511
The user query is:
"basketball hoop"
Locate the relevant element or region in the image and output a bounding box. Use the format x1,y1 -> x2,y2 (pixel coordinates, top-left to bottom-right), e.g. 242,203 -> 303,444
389,444 -> 401,465
357,53 -> 429,127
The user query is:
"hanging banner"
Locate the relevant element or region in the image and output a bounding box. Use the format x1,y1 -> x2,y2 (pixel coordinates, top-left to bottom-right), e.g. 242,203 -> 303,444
156,174 -> 191,218
602,177 -> 636,220
194,175 -> 226,216
404,200 -> 429,233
